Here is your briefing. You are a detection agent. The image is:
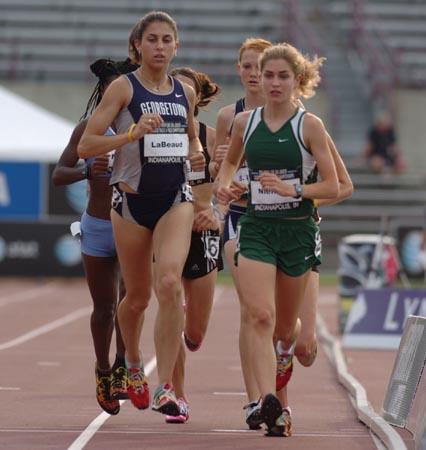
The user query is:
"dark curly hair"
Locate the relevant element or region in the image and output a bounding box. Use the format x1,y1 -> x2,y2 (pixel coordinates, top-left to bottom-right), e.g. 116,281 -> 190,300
80,58 -> 139,120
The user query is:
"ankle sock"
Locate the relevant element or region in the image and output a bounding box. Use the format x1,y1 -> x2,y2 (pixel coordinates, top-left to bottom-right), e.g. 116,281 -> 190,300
276,340 -> 295,355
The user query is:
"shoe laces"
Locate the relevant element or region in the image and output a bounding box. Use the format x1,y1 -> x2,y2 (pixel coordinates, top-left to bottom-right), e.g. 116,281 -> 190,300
177,397 -> 189,415
128,368 -> 146,394
114,365 -> 126,376
243,400 -> 260,411
162,384 -> 175,398
276,352 -> 293,376
112,366 -> 126,384
95,371 -> 112,398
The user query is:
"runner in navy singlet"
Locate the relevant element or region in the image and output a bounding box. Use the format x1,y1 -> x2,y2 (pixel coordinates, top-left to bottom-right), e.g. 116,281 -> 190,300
77,11 -> 205,419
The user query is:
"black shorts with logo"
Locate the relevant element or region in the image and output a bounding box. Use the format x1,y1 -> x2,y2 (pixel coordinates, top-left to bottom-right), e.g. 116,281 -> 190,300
111,183 -> 193,230
182,228 -> 223,279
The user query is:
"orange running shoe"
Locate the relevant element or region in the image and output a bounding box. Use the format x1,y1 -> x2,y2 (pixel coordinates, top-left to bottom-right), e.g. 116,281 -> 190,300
95,367 -> 120,415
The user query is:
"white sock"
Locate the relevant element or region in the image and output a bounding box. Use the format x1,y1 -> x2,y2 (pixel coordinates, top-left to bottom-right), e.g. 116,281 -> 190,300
125,351 -> 142,369
276,340 -> 295,355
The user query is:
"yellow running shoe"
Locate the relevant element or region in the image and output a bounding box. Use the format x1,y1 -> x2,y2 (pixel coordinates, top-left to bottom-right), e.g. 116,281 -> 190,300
95,367 -> 120,415
111,365 -> 129,400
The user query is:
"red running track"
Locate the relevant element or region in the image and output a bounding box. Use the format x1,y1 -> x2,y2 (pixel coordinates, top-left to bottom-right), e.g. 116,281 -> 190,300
0,278 -> 413,450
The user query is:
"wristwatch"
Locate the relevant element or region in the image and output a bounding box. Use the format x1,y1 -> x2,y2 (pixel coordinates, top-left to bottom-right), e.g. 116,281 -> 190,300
294,183 -> 303,198
81,166 -> 89,179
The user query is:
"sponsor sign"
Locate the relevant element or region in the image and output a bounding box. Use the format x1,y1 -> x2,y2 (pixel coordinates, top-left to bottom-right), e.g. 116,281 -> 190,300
0,221 -> 84,277
0,162 -> 43,219
343,288 -> 426,349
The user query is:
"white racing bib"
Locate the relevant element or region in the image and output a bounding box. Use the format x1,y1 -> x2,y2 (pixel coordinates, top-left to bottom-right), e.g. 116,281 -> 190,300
250,169 -> 301,211
144,122 -> 189,164
107,150 -> 115,174
144,132 -> 188,163
186,159 -> 205,181
234,165 -> 249,185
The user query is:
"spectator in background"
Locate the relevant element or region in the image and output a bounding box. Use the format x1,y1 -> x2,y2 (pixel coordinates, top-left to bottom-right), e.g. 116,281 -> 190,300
363,111 -> 405,175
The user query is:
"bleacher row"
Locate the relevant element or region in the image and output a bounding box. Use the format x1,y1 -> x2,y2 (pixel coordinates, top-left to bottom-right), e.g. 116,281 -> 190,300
2,0 -> 423,86
0,0 -> 284,82
320,167 -> 426,243
326,0 -> 426,87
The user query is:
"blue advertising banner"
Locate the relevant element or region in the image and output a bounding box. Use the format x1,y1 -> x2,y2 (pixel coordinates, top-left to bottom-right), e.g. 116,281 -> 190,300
0,162 -> 43,220
343,288 -> 426,349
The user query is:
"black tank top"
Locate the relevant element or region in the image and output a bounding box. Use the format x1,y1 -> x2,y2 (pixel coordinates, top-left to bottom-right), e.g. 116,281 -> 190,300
186,121 -> 212,186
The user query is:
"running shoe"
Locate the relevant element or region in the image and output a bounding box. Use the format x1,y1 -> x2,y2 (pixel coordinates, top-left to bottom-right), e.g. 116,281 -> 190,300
297,339 -> 318,367
243,399 -> 263,430
165,397 -> 189,423
111,364 -> 129,400
276,342 -> 295,391
95,367 -> 120,415
127,366 -> 150,410
151,383 -> 180,416
265,407 -> 292,437
261,393 -> 282,436
183,333 -> 201,352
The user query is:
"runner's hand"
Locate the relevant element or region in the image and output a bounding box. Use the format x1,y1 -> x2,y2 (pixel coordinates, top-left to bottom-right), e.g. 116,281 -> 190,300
188,151 -> 206,172
91,155 -> 109,177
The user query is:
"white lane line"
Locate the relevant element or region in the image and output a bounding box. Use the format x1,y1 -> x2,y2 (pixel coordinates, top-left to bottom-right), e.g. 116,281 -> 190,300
0,387 -> 21,391
0,307 -> 91,351
0,428 -> 374,438
67,286 -> 225,450
67,356 -> 157,450
213,392 -> 246,396
0,284 -> 59,307
37,361 -> 61,366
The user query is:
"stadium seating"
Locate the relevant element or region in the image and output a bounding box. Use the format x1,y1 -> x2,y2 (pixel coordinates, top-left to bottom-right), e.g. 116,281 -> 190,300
326,0 -> 426,88
0,0 -> 284,82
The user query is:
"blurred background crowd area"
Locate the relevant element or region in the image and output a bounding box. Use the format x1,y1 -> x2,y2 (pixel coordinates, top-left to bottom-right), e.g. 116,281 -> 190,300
1,0 -> 426,278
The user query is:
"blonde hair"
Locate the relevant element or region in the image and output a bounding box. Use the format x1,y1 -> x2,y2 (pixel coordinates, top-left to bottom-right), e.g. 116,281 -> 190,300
259,42 -> 326,98
238,37 -> 273,62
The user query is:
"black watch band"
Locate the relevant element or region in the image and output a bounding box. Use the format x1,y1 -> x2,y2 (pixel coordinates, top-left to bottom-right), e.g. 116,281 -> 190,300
81,166 -> 89,179
294,183 -> 303,198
